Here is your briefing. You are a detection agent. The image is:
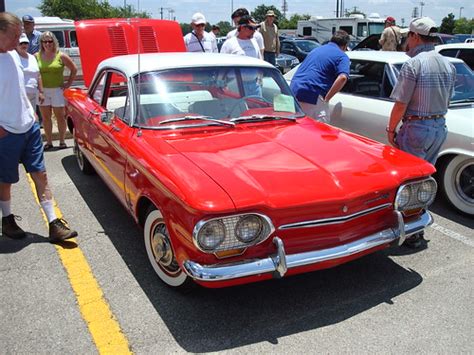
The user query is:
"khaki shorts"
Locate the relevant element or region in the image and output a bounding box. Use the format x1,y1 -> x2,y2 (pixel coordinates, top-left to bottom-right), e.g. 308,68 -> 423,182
40,87 -> 65,107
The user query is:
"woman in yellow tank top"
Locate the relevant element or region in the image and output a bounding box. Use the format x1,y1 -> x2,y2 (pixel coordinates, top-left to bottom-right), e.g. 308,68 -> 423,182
36,31 -> 77,150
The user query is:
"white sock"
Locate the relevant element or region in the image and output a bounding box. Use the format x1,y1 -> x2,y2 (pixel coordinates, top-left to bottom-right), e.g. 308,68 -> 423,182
0,200 -> 12,217
40,200 -> 57,223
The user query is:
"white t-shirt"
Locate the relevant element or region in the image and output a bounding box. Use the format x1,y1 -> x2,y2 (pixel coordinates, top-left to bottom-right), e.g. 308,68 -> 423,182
183,31 -> 218,53
227,28 -> 264,51
11,50 -> 40,96
0,52 -> 35,134
220,36 -> 262,59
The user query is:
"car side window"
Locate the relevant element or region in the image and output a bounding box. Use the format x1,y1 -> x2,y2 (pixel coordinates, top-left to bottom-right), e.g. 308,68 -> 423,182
438,49 -> 459,58
342,60 -> 388,98
104,72 -> 131,123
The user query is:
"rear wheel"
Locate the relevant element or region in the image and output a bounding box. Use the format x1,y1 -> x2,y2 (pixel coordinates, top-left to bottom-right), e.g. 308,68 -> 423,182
144,208 -> 191,288
439,155 -> 474,215
74,136 -> 94,175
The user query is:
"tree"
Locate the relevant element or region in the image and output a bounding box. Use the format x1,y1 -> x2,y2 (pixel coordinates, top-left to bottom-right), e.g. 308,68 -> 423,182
439,13 -> 455,34
39,0 -> 150,20
453,17 -> 474,34
279,14 -> 311,29
215,21 -> 232,36
251,4 -> 283,23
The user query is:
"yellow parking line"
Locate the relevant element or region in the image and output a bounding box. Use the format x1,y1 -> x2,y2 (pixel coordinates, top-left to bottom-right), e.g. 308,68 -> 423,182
27,174 -> 131,354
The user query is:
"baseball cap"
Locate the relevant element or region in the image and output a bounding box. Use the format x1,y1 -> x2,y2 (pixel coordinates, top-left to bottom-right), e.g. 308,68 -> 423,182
22,15 -> 35,23
191,12 -> 206,25
238,15 -> 260,27
266,10 -> 275,17
19,33 -> 29,44
385,16 -> 396,23
409,17 -> 438,36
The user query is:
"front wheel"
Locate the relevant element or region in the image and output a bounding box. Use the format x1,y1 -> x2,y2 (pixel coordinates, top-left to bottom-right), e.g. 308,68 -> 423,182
144,208 -> 190,288
439,155 -> 474,215
74,136 -> 94,175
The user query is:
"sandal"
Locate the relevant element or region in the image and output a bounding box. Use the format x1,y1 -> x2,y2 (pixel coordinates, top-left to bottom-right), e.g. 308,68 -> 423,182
58,142 -> 68,149
43,143 -> 54,151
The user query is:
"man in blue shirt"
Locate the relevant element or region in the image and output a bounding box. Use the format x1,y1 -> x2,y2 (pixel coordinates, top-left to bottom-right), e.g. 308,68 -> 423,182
22,15 -> 41,54
290,30 -> 350,123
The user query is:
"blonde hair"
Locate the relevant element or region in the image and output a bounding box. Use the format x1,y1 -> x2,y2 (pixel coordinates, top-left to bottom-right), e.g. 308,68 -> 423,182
39,31 -> 60,54
0,12 -> 21,33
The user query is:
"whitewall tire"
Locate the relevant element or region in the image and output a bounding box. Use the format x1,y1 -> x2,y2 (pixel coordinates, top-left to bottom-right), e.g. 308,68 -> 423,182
440,155 -> 474,215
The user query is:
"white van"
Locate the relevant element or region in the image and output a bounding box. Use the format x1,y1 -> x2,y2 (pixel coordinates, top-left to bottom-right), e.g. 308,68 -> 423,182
33,16 -> 83,85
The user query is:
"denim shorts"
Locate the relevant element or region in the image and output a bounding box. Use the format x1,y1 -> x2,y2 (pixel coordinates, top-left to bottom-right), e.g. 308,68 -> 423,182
0,122 -> 45,184
396,118 -> 447,165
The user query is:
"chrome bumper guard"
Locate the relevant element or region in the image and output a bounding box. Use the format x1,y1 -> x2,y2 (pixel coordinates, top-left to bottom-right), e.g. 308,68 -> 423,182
183,211 -> 433,282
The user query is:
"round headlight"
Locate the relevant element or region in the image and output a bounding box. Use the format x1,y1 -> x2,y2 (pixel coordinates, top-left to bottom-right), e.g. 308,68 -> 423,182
396,185 -> 412,209
197,220 -> 226,250
417,180 -> 437,204
235,215 -> 263,243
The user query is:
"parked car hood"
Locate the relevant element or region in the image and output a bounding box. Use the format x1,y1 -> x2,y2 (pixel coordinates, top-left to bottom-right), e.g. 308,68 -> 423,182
144,118 -> 434,209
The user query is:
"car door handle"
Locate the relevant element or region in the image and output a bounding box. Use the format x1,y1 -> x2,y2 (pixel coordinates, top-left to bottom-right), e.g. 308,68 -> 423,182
111,124 -> 121,132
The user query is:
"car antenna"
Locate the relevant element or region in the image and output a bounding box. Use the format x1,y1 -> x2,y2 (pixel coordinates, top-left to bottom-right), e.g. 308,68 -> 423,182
133,4 -> 143,137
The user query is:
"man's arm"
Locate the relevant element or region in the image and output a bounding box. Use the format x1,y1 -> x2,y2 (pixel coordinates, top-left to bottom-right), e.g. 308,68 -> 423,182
387,101 -> 408,147
324,74 -> 348,102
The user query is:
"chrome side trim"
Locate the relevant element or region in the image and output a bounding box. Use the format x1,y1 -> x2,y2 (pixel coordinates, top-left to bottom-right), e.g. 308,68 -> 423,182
183,211 -> 432,282
278,203 -> 392,230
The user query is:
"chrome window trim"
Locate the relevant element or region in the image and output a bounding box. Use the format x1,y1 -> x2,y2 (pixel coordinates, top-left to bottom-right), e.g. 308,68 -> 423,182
192,213 -> 275,253
278,203 -> 392,230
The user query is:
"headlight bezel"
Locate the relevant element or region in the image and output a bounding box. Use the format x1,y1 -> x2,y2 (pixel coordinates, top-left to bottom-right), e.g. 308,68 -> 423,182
395,177 -> 437,211
193,213 -> 274,253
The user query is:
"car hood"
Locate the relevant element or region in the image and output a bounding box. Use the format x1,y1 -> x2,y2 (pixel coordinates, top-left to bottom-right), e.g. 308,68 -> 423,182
148,119 -> 434,209
75,18 -> 185,86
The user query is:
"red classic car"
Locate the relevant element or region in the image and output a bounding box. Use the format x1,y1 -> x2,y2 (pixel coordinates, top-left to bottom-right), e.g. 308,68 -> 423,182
65,19 -> 437,289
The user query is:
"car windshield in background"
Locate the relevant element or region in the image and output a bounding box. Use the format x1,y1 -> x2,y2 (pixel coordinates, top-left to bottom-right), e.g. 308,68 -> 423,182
295,40 -> 319,52
132,67 -> 303,128
394,62 -> 474,103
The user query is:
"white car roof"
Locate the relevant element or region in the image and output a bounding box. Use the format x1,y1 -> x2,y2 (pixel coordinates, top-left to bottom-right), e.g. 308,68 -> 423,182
347,50 -> 464,65
97,53 -> 274,78
435,43 -> 474,51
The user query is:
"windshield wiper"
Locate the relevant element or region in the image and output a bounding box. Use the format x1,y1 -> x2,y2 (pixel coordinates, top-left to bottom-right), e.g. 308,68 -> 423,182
230,114 -> 303,123
159,115 -> 235,127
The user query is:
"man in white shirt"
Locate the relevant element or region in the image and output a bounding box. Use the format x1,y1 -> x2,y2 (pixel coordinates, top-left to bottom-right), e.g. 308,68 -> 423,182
226,8 -> 264,57
0,12 -> 77,242
183,12 -> 217,53
220,16 -> 263,96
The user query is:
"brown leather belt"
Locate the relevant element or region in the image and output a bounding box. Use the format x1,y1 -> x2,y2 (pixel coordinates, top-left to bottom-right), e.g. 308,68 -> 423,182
404,114 -> 444,121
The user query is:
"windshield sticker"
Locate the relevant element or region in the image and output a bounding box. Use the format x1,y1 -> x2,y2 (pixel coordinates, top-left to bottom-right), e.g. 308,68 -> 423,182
274,94 -> 296,113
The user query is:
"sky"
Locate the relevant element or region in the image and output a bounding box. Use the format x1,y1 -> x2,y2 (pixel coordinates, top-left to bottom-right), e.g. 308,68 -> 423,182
7,0 -> 473,28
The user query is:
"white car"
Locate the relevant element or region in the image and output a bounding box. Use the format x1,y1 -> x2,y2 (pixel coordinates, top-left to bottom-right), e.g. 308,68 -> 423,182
435,42 -> 474,70
285,51 -> 474,215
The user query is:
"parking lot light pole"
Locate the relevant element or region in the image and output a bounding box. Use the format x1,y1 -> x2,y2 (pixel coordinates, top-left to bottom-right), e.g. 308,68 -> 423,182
1,0 -> 5,12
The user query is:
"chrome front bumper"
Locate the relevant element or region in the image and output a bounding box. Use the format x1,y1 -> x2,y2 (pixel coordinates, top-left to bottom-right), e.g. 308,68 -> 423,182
183,211 -> 433,282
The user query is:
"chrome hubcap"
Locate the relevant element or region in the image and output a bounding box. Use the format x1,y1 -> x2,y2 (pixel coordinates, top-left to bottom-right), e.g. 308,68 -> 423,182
74,140 -> 84,169
455,161 -> 474,203
151,223 -> 179,272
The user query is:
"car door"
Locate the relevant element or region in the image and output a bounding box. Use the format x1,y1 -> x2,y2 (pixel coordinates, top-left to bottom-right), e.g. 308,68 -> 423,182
329,59 -> 395,144
88,70 -> 134,206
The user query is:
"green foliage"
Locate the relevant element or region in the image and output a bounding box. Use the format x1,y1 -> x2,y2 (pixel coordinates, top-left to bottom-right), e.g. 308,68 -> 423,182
440,13 -> 455,34
39,0 -> 150,20
279,14 -> 311,29
453,17 -> 474,34
215,21 -> 232,36
251,4 -> 283,23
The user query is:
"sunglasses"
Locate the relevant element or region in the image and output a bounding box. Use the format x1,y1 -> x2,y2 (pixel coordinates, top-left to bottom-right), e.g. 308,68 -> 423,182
195,24 -> 205,27
42,40 -> 54,43
19,42 -> 29,45
243,25 -> 259,31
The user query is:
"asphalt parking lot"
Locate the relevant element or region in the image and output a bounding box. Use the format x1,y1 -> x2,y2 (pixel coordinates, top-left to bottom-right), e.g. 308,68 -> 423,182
1,141 -> 473,353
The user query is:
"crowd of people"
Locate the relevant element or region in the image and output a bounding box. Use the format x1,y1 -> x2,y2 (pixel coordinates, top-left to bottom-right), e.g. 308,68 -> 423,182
1,9 -> 456,250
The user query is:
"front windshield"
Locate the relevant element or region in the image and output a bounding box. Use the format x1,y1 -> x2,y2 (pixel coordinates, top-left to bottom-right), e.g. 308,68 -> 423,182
393,62 -> 474,102
368,23 -> 385,35
133,66 -> 303,128
295,40 -> 319,52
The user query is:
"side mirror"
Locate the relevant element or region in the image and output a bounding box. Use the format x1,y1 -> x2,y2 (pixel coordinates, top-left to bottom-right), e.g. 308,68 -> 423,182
100,110 -> 114,124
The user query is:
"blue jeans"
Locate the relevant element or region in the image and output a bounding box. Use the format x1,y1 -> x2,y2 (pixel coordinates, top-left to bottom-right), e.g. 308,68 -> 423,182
264,51 -> 276,66
397,118 -> 447,165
